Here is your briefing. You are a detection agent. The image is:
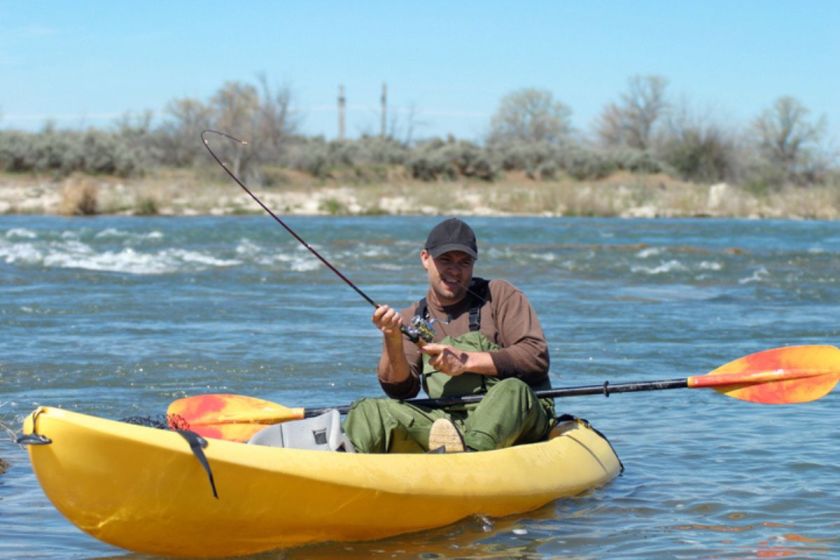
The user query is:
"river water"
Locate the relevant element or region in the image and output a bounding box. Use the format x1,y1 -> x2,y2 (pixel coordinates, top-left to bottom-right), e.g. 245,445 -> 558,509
1,214 -> 839,559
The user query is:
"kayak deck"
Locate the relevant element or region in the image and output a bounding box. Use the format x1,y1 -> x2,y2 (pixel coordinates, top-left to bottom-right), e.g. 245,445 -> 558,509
22,406 -> 621,558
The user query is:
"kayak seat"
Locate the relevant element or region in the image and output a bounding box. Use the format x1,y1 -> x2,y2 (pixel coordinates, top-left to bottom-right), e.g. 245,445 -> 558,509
247,409 -> 355,452
548,417 -> 580,439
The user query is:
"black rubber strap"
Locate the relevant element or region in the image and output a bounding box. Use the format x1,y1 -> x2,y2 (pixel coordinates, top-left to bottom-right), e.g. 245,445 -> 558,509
176,430 -> 219,499
468,304 -> 480,332
467,278 -> 489,332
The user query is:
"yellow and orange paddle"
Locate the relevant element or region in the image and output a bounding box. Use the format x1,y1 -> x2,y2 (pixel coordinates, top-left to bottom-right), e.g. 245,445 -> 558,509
167,345 -> 840,442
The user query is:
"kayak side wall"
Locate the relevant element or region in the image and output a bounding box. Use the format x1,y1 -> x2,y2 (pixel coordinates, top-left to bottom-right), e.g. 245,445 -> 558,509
24,407 -> 621,558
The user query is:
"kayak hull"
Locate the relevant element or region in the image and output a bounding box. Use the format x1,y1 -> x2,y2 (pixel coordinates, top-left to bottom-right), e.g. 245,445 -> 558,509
23,406 -> 621,558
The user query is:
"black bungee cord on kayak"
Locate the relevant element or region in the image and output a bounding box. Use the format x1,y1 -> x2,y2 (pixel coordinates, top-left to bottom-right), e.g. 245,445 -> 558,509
200,129 -> 433,344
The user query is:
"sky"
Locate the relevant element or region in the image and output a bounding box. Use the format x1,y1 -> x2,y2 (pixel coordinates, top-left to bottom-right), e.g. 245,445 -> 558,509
1,0 -> 838,143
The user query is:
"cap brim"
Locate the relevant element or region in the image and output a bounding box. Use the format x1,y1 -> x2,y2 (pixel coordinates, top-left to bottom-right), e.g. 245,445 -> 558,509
427,243 -> 477,259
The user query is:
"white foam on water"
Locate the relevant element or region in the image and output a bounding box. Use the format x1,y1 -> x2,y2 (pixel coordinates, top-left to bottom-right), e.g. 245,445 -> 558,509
631,260 -> 688,275
289,257 -> 321,272
94,228 -> 164,241
167,249 -> 240,268
373,263 -> 403,271
263,249 -> 323,272
237,239 -> 290,268
44,247 -> 174,274
636,247 -> 663,258
358,245 -> 391,258
4,228 -> 37,239
240,240 -> 332,272
1,236 -> 241,275
95,228 -> 123,239
739,266 -> 769,284
698,261 -> 723,271
235,238 -> 262,257
0,241 -> 43,264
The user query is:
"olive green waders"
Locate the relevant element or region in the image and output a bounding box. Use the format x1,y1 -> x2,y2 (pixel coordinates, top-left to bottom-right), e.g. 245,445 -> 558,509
344,377 -> 555,453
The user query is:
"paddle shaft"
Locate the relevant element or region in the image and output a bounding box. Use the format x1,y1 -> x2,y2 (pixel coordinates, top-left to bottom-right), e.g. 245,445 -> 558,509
169,345 -> 840,439
297,362 -> 840,417
301,378 -> 690,418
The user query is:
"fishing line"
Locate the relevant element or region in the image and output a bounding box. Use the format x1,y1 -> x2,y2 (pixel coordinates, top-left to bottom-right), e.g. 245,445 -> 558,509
200,129 -> 432,343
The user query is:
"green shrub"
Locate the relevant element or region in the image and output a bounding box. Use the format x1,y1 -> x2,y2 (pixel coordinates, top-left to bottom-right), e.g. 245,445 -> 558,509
408,139 -> 496,181
659,129 -> 735,183
134,197 -> 160,215
608,148 -> 665,174
0,129 -> 146,177
489,141 -> 558,174
741,162 -> 787,195
259,165 -> 292,187
319,197 -> 347,215
559,148 -> 616,180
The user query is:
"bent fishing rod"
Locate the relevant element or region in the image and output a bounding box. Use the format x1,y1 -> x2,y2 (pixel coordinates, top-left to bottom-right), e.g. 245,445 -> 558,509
201,129 -> 432,343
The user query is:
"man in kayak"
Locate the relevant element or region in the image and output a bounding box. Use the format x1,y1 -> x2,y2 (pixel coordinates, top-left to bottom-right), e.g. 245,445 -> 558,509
344,217 -> 555,453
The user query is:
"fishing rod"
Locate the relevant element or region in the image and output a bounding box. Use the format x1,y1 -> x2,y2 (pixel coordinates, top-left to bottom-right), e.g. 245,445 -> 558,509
200,129 -> 432,343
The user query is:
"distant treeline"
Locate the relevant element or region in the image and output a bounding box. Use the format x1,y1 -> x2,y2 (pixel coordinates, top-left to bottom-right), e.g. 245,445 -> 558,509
0,76 -> 835,190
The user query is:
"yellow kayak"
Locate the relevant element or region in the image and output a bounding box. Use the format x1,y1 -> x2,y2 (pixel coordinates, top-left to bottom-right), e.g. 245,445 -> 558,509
22,406 -> 621,558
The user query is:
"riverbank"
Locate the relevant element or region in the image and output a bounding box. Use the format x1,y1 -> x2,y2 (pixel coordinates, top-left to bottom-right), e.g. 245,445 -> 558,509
1,169 -> 839,219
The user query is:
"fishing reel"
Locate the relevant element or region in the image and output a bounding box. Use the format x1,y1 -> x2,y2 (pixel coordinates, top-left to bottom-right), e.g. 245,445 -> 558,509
402,315 -> 435,345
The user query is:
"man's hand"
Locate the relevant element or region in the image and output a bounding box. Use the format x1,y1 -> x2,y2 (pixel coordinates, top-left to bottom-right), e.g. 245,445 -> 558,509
372,305 -> 403,338
373,305 -> 413,384
421,343 -> 470,376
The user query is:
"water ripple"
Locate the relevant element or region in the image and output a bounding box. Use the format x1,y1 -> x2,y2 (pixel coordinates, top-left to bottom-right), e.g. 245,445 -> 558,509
2,215 -> 839,559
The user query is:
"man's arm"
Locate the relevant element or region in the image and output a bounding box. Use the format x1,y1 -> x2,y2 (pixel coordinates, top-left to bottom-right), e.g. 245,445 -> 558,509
373,305 -> 421,398
487,280 -> 550,382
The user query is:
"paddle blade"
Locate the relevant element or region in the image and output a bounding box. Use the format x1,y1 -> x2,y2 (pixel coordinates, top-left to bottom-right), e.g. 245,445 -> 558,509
689,345 -> 840,404
167,394 -> 305,441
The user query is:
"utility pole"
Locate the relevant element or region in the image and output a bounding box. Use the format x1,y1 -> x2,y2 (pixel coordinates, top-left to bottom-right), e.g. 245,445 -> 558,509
338,84 -> 346,142
380,82 -> 387,139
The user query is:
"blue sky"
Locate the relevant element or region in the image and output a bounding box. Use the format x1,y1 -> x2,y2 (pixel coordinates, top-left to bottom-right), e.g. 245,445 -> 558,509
2,0 -> 838,142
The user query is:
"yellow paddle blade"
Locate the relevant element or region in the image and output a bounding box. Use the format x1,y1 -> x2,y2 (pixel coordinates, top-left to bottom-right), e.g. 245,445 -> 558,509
167,394 -> 305,441
688,345 -> 840,404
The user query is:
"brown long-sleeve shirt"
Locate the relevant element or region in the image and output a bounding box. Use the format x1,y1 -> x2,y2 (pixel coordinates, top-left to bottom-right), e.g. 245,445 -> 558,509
379,278 -> 550,399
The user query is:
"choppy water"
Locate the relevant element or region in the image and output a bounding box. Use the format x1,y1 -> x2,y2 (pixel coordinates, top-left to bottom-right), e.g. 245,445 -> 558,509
1,215 -> 839,559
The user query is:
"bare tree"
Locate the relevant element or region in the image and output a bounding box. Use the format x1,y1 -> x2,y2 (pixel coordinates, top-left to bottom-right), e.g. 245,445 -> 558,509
255,74 -> 299,161
386,102 -> 426,145
752,96 -> 827,181
113,110 -> 158,168
488,88 -> 572,145
161,98 -> 213,166
596,75 -> 669,150
209,81 -> 259,176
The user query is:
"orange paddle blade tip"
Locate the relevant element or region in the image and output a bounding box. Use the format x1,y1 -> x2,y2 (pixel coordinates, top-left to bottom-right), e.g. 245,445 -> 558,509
688,345 -> 840,404
167,394 -> 305,441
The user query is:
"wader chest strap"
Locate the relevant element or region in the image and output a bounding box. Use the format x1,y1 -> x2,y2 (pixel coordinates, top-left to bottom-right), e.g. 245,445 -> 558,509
415,278 -> 489,333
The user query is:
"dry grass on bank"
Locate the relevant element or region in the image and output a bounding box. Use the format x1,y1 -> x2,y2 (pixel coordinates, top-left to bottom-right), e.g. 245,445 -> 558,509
1,169 -> 839,220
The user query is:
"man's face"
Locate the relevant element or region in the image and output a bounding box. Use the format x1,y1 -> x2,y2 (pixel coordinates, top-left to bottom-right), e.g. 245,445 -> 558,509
421,249 -> 475,306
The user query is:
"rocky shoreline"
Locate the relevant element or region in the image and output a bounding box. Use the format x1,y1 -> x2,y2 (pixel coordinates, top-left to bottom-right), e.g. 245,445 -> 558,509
1,172 -> 839,220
